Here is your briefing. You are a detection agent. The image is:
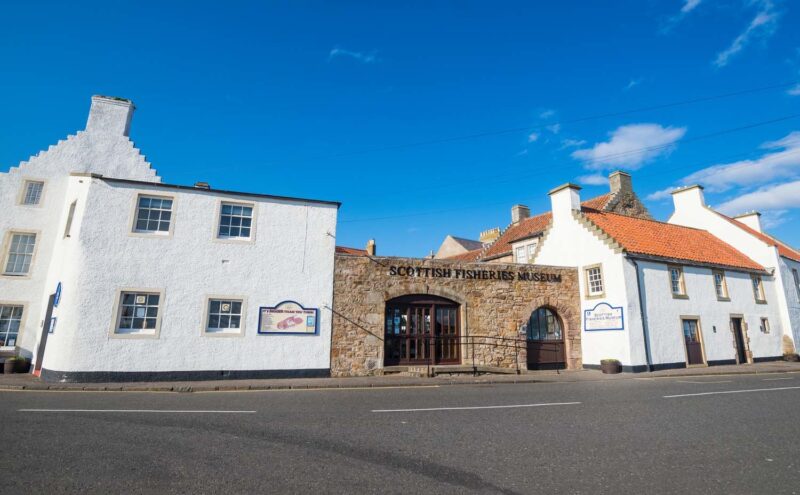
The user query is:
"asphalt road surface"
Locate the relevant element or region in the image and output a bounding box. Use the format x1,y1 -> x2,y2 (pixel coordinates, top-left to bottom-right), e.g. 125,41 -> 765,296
2,373 -> 799,494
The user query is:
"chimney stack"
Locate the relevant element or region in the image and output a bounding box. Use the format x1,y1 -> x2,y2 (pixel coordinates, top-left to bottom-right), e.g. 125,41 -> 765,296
511,205 -> 531,224
609,170 -> 632,195
85,95 -> 135,137
479,227 -> 500,245
366,239 -> 376,256
733,211 -> 763,232
549,183 -> 582,225
671,184 -> 706,214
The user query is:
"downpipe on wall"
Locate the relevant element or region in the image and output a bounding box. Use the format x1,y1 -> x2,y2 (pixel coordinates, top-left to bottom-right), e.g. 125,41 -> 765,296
629,258 -> 653,372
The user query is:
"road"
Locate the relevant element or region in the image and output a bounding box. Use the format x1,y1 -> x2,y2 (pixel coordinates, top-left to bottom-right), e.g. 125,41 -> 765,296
2,373 -> 799,494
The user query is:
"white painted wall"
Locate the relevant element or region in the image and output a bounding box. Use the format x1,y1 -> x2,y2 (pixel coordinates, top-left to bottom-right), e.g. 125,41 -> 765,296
40,176 -> 337,374
635,261 -> 784,365
0,96 -> 159,357
669,186 -> 799,352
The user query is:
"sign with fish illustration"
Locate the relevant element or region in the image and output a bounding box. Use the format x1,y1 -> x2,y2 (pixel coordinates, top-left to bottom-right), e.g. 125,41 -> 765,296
258,301 -> 318,335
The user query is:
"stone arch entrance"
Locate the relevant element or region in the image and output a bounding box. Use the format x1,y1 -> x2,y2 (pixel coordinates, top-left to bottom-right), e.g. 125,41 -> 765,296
384,294 -> 460,366
524,306 -> 566,370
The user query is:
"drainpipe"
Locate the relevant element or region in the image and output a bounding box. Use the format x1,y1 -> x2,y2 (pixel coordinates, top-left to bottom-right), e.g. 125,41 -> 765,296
630,258 -> 653,372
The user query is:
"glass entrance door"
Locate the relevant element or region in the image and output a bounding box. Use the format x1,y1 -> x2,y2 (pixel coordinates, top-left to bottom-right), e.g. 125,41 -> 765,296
384,295 -> 460,366
683,319 -> 705,365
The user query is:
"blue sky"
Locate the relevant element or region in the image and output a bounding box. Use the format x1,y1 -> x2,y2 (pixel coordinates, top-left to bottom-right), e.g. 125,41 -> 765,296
2,1 -> 799,256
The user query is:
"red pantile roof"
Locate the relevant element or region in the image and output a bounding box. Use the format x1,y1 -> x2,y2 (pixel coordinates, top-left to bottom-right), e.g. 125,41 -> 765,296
481,193 -> 612,260
442,248 -> 484,262
583,211 -> 765,271
720,215 -> 800,263
335,246 -> 368,256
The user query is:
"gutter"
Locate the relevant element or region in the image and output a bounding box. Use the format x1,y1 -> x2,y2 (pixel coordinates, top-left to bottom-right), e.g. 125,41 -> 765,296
629,257 -> 653,372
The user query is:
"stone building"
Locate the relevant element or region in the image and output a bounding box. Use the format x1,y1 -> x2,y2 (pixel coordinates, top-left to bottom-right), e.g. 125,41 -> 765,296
331,254 -> 580,376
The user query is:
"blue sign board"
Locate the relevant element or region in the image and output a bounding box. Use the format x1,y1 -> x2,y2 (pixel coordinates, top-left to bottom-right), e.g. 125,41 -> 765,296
54,282 -> 62,308
584,302 -> 624,331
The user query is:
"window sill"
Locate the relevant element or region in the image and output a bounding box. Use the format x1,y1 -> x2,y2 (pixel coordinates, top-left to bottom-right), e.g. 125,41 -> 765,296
672,294 -> 689,300
203,330 -> 245,338
585,292 -> 605,300
716,297 -> 731,302
110,331 -> 159,339
755,300 -> 768,305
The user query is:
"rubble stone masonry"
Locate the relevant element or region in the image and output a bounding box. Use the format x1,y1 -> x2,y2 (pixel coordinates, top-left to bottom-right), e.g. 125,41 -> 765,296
331,254 -> 581,376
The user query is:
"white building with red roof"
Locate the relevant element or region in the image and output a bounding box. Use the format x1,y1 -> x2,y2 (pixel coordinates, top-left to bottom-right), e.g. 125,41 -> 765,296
669,185 -> 800,355
529,174 -> 787,371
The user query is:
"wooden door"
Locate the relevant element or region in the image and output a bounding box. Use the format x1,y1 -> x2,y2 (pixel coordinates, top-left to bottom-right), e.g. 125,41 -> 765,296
526,307 -> 566,370
731,318 -> 747,364
683,319 -> 704,365
435,306 -> 460,363
385,295 -> 460,366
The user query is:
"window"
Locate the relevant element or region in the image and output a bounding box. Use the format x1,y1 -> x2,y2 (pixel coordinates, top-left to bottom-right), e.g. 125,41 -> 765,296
133,195 -> 173,234
793,269 -> 800,302
205,299 -> 244,335
713,270 -> 729,300
114,291 -> 161,335
0,305 -> 23,348
515,246 -> 528,264
218,203 -> 253,240
760,317 -> 770,334
585,265 -> 604,296
21,180 -> 44,206
751,275 -> 766,303
527,241 -> 538,260
3,233 -> 36,275
670,266 -> 686,297
64,201 -> 77,238
527,307 -> 562,341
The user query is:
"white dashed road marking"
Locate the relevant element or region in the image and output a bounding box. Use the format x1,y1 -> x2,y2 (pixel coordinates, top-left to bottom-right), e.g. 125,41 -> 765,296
372,402 -> 581,413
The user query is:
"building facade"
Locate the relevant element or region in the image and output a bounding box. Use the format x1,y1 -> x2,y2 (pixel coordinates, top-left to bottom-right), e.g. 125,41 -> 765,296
1,96 -> 339,381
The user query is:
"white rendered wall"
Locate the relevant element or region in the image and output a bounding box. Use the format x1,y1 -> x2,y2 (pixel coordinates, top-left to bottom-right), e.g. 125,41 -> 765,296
0,99 -> 158,357
778,257 -> 800,349
669,192 -> 798,351
533,214 -> 640,367
635,261 -> 784,365
40,177 -> 337,374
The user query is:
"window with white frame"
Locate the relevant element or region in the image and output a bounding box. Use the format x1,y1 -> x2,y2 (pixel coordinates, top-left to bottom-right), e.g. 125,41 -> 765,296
515,246 -> 528,264
218,203 -> 253,240
133,195 -> 173,234
527,240 -> 538,260
669,266 -> 686,297
760,317 -> 770,334
793,269 -> 800,302
751,275 -> 766,303
3,233 -> 36,275
713,270 -> 729,299
115,292 -> 161,335
585,265 -> 604,296
21,180 -> 44,206
206,299 -> 243,334
0,305 -> 23,347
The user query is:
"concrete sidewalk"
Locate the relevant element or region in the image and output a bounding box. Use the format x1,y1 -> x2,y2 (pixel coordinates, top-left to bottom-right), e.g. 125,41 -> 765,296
2,360 -> 798,392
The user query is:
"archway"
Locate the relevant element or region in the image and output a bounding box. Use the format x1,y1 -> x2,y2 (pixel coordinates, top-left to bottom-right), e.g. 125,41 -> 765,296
525,306 -> 565,370
384,294 -> 460,366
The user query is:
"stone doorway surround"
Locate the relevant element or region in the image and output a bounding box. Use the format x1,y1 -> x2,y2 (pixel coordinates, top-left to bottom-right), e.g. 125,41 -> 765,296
330,255 -> 581,377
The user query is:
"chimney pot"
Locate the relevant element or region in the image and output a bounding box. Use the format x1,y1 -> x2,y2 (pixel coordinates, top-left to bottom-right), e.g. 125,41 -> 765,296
85,95 -> 135,137
511,205 -> 531,224
194,182 -> 211,190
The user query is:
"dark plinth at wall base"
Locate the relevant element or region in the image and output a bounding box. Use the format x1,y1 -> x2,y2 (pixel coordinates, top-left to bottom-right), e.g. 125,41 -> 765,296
707,359 -> 737,367
584,362 -> 686,373
40,368 -> 331,383
753,356 -> 784,363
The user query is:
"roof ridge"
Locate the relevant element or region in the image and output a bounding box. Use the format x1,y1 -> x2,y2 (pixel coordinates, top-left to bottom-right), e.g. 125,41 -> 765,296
592,209 -> 710,232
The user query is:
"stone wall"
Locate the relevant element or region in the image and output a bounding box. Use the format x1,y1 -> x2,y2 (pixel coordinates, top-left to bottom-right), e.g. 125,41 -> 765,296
331,255 -> 581,376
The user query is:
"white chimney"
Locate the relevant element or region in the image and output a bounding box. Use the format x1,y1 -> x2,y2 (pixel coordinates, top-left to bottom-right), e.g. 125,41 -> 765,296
671,184 -> 706,214
733,211 -> 763,232
549,183 -> 581,225
85,95 -> 135,137
511,204 -> 530,224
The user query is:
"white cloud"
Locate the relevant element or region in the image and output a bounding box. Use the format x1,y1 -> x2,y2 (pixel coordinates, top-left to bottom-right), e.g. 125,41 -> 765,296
560,138 -> 587,149
680,131 -> 800,192
681,0 -> 703,14
717,181 -> 800,215
577,174 -> 608,186
571,123 -> 687,170
788,84 -> 800,96
714,1 -> 779,68
760,209 -> 790,228
546,123 -> 561,134
515,149 -> 529,157
328,47 -> 379,64
527,132 -> 539,143
624,78 -> 643,91
646,186 -> 677,201
539,109 -> 555,119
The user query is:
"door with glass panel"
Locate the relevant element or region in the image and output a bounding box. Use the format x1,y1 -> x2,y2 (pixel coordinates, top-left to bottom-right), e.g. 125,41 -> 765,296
682,319 -> 705,365
384,295 -> 460,366
526,307 -> 565,370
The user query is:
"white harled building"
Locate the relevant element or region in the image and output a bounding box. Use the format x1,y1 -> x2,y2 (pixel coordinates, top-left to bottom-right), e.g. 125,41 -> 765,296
1,96 -> 339,381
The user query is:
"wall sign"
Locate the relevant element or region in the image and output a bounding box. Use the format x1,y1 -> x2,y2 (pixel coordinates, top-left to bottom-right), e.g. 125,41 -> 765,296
258,301 -> 319,335
54,282 -> 62,308
48,317 -> 57,334
388,265 -> 562,283
584,302 -> 624,331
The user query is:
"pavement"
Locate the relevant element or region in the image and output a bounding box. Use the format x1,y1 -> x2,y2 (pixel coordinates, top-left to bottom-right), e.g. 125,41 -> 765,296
2,370 -> 799,493
1,360 -> 799,392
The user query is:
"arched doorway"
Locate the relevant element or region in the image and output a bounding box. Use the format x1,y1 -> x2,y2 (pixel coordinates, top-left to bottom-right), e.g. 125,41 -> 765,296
384,295 -> 460,366
526,307 -> 565,370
